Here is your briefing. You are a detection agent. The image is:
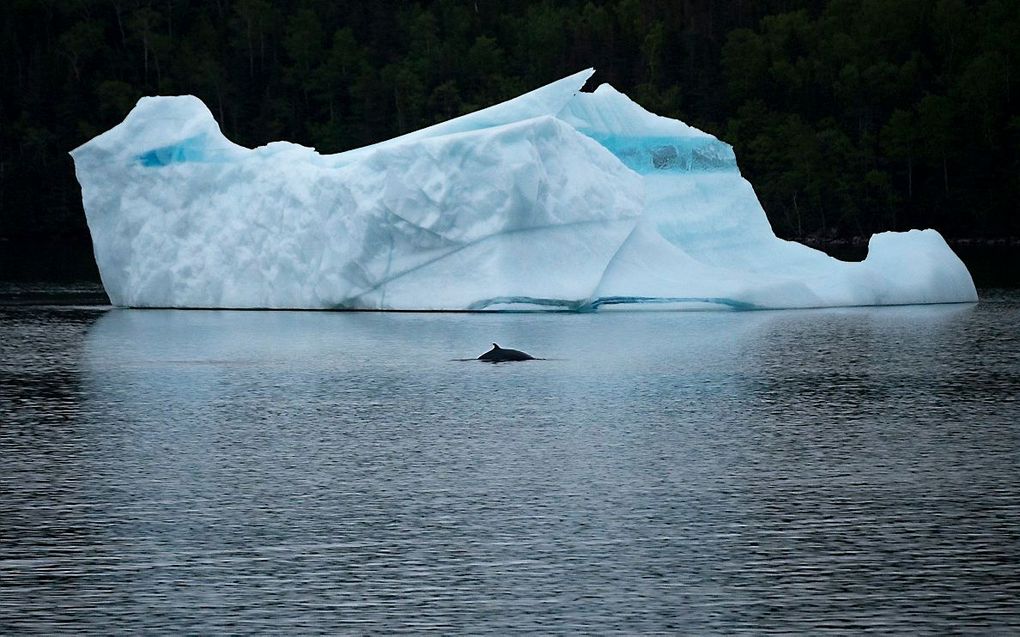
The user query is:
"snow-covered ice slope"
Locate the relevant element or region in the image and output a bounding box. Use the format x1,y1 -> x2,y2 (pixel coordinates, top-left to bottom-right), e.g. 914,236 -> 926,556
71,70 -> 977,310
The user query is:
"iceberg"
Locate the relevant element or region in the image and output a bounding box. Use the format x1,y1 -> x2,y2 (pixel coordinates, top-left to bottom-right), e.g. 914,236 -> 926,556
71,69 -> 977,310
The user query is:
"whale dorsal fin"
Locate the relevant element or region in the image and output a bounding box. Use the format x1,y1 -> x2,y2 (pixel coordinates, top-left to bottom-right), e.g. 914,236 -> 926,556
492,343 -> 500,349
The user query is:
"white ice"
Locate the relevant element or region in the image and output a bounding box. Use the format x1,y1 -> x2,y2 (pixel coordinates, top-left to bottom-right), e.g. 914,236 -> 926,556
71,69 -> 977,310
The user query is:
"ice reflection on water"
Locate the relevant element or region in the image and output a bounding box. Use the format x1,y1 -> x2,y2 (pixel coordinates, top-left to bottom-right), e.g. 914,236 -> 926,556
1,298 -> 1018,633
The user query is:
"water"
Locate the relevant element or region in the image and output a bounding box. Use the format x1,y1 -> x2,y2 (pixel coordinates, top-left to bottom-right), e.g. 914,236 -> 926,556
2,288 -> 1019,634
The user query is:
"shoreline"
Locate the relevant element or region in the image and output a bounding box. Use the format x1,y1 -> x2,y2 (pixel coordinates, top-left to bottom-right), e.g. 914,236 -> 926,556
795,236 -> 1020,250
2,236 -> 1017,289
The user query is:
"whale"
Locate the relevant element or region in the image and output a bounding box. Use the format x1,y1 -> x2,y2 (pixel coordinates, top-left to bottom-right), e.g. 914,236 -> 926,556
478,343 -> 536,362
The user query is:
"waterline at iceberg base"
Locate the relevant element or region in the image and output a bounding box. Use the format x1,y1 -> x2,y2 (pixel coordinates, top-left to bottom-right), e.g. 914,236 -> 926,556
70,69 -> 977,311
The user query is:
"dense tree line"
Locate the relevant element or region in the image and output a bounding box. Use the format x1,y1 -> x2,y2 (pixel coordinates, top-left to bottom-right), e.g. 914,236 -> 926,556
1,0 -> 1017,269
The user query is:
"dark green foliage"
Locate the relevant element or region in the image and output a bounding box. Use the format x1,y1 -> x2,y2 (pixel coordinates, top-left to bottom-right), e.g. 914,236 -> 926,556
1,0 -> 1017,259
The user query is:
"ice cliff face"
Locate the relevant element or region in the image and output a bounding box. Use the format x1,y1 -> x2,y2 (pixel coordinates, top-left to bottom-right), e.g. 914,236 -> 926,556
71,69 -> 977,310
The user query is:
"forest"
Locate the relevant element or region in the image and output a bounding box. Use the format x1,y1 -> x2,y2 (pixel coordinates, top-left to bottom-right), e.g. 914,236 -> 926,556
1,0 -> 1018,276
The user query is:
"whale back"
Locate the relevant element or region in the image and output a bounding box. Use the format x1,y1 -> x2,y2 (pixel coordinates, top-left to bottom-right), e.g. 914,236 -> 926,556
478,343 -> 535,362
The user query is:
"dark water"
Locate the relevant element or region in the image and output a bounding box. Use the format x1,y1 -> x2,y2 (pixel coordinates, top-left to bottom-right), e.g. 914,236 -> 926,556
2,288 -> 1019,634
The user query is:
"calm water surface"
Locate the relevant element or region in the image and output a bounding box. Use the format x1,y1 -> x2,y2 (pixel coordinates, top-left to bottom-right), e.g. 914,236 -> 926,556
2,286 -> 1018,634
